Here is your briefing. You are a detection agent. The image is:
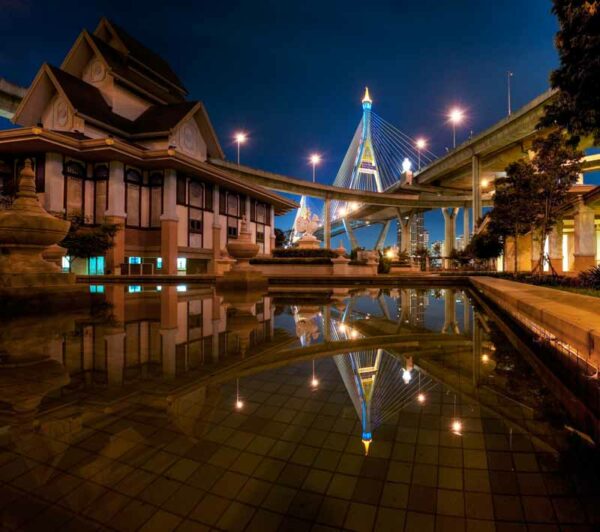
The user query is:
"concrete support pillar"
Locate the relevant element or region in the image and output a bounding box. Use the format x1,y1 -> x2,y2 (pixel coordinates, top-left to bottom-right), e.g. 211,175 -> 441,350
270,206 -> 276,254
442,288 -> 459,335
398,212 -> 412,254
105,161 -> 126,274
472,155 -> 482,232
375,220 -> 391,250
472,312 -> 482,386
549,221 -> 563,274
463,207 -> 470,246
442,207 -> 459,268
160,169 -> 178,275
573,200 -> 597,272
324,198 -> 331,249
343,219 -> 359,250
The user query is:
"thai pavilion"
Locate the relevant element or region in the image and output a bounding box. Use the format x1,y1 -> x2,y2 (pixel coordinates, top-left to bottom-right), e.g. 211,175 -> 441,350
0,17 -> 296,275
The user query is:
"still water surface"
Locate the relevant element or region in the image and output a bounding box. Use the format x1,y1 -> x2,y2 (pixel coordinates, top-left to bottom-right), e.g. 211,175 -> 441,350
0,285 -> 598,531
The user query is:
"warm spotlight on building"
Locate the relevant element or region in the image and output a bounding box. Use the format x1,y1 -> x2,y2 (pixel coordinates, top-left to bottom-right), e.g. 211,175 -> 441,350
236,400 -> 244,410
451,419 -> 463,435
417,393 -> 426,404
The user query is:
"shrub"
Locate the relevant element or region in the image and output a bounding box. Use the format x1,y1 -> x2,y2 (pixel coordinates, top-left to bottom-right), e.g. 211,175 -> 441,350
578,266 -> 600,289
272,248 -> 337,258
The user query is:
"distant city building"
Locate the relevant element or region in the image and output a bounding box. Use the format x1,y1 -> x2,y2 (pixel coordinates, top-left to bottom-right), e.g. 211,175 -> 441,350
410,212 -> 425,255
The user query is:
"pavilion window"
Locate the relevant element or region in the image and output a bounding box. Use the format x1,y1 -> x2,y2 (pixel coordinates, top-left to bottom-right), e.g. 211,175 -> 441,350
63,159 -> 86,219
125,167 -> 142,227
0,160 -> 13,205
94,164 -> 109,224
227,216 -> 238,239
149,172 -> 163,228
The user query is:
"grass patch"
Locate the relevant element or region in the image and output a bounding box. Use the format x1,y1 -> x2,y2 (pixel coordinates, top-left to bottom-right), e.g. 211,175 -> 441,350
550,286 -> 600,298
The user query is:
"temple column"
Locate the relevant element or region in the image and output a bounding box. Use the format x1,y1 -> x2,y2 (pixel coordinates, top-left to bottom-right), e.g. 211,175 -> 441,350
324,198 -> 331,249
211,186 -> 221,272
160,169 -> 178,275
160,286 -> 178,379
375,220 -> 391,250
573,199 -> 597,272
472,155 -> 482,232
549,221 -> 563,273
105,161 -> 126,274
442,207 -> 459,268
463,207 -> 470,246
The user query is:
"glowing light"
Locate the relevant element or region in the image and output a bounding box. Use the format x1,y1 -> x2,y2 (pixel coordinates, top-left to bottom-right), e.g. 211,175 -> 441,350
339,207 -> 347,218
236,400 -> 244,410
481,179 -> 489,188
350,329 -> 359,339
402,158 -> 412,173
350,202 -> 359,211
362,87 -> 372,104
386,249 -> 396,259
448,108 -> 464,124
451,419 -> 463,435
311,378 -> 319,388
234,132 -> 247,144
402,369 -> 412,384
310,154 -> 321,165
481,354 -> 490,363
338,323 -> 347,333
416,138 -> 427,150
417,393 -> 426,404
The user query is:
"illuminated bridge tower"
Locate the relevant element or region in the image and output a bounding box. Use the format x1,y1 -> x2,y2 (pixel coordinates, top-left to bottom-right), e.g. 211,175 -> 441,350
330,88 -> 385,249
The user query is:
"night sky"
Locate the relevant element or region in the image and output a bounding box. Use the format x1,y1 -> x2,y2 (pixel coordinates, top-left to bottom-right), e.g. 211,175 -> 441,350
0,0 -> 560,246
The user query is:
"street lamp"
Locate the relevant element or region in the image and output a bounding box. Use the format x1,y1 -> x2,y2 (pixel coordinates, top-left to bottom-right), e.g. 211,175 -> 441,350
309,153 -> 321,183
448,108 -> 464,149
415,138 -> 427,170
234,132 -> 247,165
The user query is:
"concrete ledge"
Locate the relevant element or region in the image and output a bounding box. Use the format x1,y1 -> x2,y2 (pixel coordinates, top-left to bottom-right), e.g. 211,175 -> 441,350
470,277 -> 600,367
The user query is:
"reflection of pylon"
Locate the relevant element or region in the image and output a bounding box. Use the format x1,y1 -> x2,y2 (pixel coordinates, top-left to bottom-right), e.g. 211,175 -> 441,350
331,319 -> 437,456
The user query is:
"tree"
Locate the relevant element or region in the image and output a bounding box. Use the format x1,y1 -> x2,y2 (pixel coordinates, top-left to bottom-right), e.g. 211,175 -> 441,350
540,1 -> 600,145
60,214 -> 119,272
488,163 -> 537,272
466,231 -> 503,262
274,228 -> 287,248
528,132 -> 582,273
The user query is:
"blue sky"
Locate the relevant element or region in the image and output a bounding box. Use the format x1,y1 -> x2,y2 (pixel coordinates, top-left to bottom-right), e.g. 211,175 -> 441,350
0,0 -> 561,246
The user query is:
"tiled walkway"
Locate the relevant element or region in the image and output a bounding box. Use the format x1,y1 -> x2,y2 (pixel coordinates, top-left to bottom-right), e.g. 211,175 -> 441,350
1,358 -> 598,531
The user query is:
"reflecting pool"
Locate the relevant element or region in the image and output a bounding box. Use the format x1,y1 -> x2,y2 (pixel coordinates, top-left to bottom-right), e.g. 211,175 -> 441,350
0,285 -> 599,531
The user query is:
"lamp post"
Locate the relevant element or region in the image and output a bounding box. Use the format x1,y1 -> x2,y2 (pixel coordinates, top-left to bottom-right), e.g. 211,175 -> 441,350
310,153 -> 321,183
448,108 -> 464,149
415,138 -> 426,170
507,71 -> 513,116
234,132 -> 247,165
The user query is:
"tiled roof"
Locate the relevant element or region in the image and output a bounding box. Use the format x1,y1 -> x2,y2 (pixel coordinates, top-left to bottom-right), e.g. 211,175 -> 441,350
131,101 -> 198,134
103,19 -> 186,94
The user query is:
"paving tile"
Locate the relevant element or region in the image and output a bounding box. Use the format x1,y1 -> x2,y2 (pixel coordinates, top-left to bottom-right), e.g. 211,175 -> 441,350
162,484 -> 205,517
408,484 -> 437,513
189,493 -> 230,525
245,509 -> 283,532
374,506 -> 406,531
343,502 -> 377,532
326,473 -> 357,500
139,510 -> 181,532
302,468 -> 332,494
351,477 -> 383,505
316,497 -> 349,527
215,501 -> 255,531
111,499 -> 157,532
262,485 -> 297,513
405,511 -> 435,532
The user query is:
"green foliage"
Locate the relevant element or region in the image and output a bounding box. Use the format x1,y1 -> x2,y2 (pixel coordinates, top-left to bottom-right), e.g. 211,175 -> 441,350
541,1 -> 600,145
272,248 -> 337,258
577,266 -> 600,289
60,214 -> 119,270
274,228 -> 286,247
414,246 -> 430,258
466,232 -> 503,260
448,248 -> 471,268
430,242 -> 441,257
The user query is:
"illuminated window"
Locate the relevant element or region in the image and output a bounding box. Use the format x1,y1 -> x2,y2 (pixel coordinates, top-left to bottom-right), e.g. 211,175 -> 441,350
129,257 -> 142,264
177,258 -> 187,271
128,285 -> 142,293
156,258 -> 163,269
